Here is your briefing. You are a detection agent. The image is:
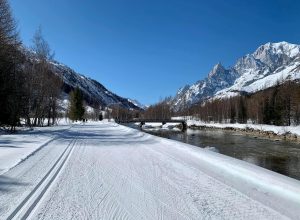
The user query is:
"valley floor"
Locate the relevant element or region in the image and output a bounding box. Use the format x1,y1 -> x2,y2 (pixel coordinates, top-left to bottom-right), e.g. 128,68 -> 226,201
0,122 -> 299,219
185,119 -> 300,141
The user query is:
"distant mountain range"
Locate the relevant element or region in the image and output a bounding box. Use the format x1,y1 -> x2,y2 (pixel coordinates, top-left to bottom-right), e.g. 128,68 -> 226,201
23,48 -> 143,110
173,42 -> 300,109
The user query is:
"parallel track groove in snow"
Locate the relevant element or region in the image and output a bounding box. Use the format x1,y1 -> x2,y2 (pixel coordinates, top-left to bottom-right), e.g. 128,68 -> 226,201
6,138 -> 76,220
2,123 -> 299,219
0,125 -> 73,176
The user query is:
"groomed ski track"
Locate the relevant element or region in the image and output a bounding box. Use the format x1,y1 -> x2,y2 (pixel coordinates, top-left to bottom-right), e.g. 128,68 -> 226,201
0,122 -> 299,220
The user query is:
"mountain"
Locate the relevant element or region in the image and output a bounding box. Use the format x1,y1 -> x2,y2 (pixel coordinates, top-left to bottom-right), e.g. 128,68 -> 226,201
50,61 -> 142,110
173,42 -> 300,109
173,62 -> 239,107
127,99 -> 148,110
23,47 -> 142,110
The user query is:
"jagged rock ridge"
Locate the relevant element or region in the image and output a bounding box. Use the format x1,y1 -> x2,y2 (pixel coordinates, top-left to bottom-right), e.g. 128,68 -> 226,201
173,41 -> 300,109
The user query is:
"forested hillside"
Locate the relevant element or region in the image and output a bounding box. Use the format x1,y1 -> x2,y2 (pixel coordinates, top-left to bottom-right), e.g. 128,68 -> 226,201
0,0 -> 140,131
184,81 -> 300,126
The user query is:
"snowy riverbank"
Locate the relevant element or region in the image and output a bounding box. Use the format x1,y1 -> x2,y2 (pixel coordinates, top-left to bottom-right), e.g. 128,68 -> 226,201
0,122 -> 299,219
133,122 -> 182,131
171,117 -> 300,141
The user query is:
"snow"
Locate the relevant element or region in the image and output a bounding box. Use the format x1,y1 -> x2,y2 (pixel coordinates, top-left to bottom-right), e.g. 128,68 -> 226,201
254,41 -> 300,59
173,41 -> 300,108
0,124 -> 71,175
127,99 -> 147,109
184,119 -> 300,136
0,122 -> 299,219
216,62 -> 300,98
133,122 -> 181,131
24,48 -> 141,110
57,94 -> 100,115
85,105 -> 95,114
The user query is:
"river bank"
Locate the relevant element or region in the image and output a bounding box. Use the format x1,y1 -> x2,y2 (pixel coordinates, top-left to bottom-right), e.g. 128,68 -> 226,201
131,119 -> 300,142
144,128 -> 300,181
184,120 -> 300,142
3,122 -> 300,219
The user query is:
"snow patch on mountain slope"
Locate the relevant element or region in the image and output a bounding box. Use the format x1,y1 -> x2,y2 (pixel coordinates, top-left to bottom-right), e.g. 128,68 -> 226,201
173,42 -> 300,107
23,48 -> 142,110
127,99 -> 147,110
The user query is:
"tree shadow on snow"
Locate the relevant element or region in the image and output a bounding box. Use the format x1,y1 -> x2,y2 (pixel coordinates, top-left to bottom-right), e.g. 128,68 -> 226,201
0,139 -> 30,148
0,176 -> 28,214
57,130 -> 158,145
0,145 -> 23,148
0,175 -> 27,193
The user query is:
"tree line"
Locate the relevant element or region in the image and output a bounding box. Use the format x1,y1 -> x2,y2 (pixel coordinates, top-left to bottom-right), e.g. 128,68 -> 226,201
139,80 -> 300,127
0,0 -> 89,131
102,97 -> 174,122
0,0 -> 117,131
182,81 -> 300,126
2,0 -> 299,129
140,97 -> 173,120
0,0 -> 143,131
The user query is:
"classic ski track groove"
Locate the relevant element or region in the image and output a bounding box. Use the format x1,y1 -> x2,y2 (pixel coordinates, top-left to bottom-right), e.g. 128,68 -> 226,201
6,138 -> 76,220
1,125 -> 74,176
2,123 -> 298,219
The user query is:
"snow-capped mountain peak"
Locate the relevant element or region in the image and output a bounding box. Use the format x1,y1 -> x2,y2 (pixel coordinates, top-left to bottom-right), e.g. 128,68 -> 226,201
252,42 -> 300,70
254,42 -> 300,60
208,62 -> 226,78
173,41 -> 300,109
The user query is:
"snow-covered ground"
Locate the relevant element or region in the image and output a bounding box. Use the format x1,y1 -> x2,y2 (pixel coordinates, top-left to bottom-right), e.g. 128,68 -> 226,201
0,124 -> 72,175
181,118 -> 300,136
173,42 -> 300,108
0,122 -> 299,219
133,122 -> 182,131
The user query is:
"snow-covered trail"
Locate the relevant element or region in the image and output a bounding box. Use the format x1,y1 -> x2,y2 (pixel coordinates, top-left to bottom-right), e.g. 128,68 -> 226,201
0,122 -> 299,219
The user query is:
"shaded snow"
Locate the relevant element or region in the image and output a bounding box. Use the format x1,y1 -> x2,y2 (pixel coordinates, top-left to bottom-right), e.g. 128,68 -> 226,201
0,122 -> 299,219
0,124 -> 71,175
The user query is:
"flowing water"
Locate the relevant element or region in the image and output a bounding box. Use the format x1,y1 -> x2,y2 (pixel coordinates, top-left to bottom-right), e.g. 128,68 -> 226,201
134,126 -> 300,181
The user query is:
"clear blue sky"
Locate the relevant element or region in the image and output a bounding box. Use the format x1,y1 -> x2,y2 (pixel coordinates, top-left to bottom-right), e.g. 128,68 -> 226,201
10,0 -> 300,105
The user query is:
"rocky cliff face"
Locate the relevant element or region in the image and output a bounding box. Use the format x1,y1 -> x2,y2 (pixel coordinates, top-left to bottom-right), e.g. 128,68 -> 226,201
24,47 -> 142,110
173,42 -> 300,109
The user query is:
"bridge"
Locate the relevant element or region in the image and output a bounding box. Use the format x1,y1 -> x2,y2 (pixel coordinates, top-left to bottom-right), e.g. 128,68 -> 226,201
116,119 -> 188,131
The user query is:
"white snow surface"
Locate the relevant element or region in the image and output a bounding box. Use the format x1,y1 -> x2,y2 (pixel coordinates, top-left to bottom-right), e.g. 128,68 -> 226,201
0,124 -> 71,175
134,122 -> 181,131
183,118 -> 300,136
0,122 -> 299,219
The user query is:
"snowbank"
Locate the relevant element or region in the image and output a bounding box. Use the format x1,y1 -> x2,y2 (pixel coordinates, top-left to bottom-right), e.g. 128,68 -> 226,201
173,117 -> 300,137
0,125 -> 72,175
136,126 -> 300,219
133,122 -> 181,131
1,122 -> 299,219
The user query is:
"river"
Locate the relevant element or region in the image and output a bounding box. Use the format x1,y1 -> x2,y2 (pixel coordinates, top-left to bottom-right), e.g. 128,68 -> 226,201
130,125 -> 300,181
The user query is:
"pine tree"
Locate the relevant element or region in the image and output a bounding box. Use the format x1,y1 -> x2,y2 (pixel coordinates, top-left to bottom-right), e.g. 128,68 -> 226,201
68,87 -> 85,121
